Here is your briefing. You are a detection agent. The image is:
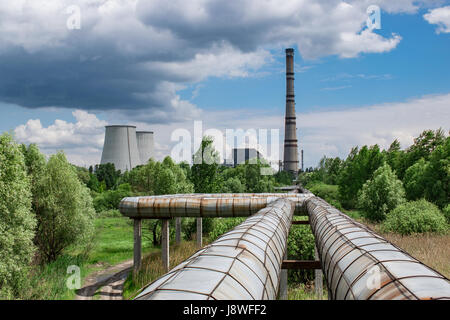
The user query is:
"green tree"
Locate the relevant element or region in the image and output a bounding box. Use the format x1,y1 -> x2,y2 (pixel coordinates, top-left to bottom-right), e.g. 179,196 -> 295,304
0,134 -> 36,297
191,136 -> 221,193
357,163 -> 406,221
338,145 -> 385,208
94,163 -> 121,190
403,158 -> 428,201
34,152 -> 95,262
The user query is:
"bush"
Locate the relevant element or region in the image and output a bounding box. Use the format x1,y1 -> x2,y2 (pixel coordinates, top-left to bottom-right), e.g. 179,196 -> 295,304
0,134 -> 36,298
442,204 -> 450,224
306,182 -> 342,209
357,163 -> 406,221
208,218 -> 246,241
93,183 -> 133,212
287,224 -> 315,283
382,199 -> 448,235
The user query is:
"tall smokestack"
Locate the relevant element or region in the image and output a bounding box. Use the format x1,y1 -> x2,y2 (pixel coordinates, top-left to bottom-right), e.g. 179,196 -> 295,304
283,48 -> 299,174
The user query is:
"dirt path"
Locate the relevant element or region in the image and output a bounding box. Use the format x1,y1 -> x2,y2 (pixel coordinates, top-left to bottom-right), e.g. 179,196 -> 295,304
75,260 -> 133,300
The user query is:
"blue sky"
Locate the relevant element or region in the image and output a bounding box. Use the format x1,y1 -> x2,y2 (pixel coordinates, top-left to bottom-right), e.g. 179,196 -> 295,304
0,1 -> 449,168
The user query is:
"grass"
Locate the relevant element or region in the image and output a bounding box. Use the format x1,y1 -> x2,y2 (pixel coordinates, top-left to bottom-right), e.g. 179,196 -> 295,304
123,240 -> 202,299
362,221 -> 450,278
18,216 -> 155,300
288,282 -> 328,300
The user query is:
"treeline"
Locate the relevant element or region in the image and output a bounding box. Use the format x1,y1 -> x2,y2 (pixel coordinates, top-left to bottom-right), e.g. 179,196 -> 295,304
77,137 -> 292,245
299,128 -> 449,234
0,133 -> 95,298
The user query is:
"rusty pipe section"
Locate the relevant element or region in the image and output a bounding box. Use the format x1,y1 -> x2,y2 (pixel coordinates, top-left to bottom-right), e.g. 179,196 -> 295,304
119,193 -> 312,218
307,197 -> 450,300
135,198 -> 294,300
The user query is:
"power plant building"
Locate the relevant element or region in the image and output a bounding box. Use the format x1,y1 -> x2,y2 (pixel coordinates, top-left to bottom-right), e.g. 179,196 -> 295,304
283,48 -> 299,174
100,125 -> 154,172
136,131 -> 155,165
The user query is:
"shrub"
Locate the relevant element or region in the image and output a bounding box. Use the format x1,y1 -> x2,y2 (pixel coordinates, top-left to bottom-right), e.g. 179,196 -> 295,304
357,163 -> 406,221
382,199 -> 448,235
208,217 -> 245,241
0,134 -> 36,298
306,182 -> 342,209
93,183 -> 133,212
442,204 -> 450,224
287,223 -> 315,283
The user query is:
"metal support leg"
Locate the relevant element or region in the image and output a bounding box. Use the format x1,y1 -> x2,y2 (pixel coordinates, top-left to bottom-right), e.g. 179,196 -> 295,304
133,219 -> 142,274
196,218 -> 202,248
175,217 -> 181,245
161,219 -> 170,272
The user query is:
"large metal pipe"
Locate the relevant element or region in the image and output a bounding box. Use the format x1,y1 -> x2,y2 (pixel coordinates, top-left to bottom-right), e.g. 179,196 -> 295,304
119,193 -> 312,218
135,198 -> 295,300
307,197 -> 450,300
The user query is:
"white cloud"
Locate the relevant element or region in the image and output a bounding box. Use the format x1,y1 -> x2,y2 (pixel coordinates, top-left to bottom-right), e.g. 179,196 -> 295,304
14,110 -> 107,166
424,5 -> 450,33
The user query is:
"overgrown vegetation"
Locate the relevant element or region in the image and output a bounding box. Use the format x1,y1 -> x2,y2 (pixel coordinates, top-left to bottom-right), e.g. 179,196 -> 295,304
382,199 -> 448,235
298,128 -> 449,231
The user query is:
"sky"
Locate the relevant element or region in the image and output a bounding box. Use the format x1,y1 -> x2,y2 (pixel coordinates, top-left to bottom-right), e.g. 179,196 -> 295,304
0,0 -> 449,169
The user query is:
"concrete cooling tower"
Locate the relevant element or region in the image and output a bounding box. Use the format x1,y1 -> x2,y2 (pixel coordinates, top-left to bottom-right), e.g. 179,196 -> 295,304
136,131 -> 154,165
100,125 -> 141,172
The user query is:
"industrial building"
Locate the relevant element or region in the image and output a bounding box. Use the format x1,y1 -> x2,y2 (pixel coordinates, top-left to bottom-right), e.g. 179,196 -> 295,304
100,125 -> 154,172
228,147 -> 263,167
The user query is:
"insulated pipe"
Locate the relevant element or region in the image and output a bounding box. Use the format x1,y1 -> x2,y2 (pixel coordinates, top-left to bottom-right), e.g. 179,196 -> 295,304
307,197 -> 450,300
135,198 -> 295,300
119,193 -> 312,218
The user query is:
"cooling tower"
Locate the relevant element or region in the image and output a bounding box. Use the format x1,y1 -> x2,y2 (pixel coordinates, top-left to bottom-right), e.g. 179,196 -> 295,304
283,48 -> 299,174
100,125 -> 141,172
136,131 -> 155,165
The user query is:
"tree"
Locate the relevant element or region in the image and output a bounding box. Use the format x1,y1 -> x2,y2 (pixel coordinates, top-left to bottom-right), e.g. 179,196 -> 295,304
94,163 -> 121,190
338,145 -> 385,208
191,136 -> 221,193
33,152 -> 95,262
403,158 -> 428,201
0,134 -> 36,297
357,163 -> 406,221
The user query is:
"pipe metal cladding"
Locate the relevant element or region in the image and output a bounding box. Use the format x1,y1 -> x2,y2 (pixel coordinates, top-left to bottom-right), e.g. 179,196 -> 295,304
135,198 -> 295,300
307,197 -> 450,300
119,193 -> 313,218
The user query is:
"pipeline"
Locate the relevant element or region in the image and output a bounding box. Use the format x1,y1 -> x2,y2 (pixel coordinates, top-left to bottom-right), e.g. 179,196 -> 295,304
307,197 -> 450,300
119,193 -> 312,218
135,198 -> 294,300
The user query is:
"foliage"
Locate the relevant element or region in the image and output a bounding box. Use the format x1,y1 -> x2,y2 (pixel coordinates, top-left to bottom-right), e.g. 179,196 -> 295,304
0,133 -> 36,298
287,224 -> 315,283
191,136 -> 222,193
357,163 -> 406,222
208,217 -> 246,241
443,204 -> 450,224
93,183 -> 133,212
403,158 -> 428,201
273,170 -> 294,186
33,152 -> 95,262
338,145 -> 385,209
94,163 -> 121,190
222,176 -> 246,193
310,156 -> 343,185
382,199 -> 448,235
305,181 -> 342,210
